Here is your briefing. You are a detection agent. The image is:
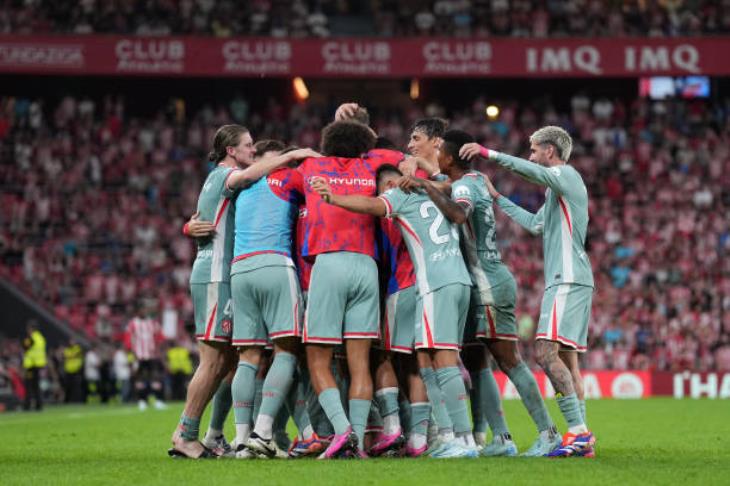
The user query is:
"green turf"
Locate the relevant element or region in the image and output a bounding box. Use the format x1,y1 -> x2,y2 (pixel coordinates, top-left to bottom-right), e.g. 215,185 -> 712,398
1,398 -> 729,485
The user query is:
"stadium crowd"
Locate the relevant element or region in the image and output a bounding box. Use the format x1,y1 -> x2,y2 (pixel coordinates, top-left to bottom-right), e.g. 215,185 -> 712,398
1,91 -> 730,378
1,0 -> 728,38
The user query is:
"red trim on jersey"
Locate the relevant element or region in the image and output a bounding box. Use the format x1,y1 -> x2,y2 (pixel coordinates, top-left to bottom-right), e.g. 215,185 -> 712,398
214,198 -> 231,227
398,218 -> 422,246
383,311 -> 391,350
204,303 -> 218,341
485,306 -> 497,337
415,342 -> 460,350
195,334 -> 231,343
423,311 -> 435,348
455,198 -> 473,208
465,219 -> 476,239
379,196 -> 393,217
293,301 -> 300,337
389,345 -> 414,354
557,196 -> 572,235
550,301 -> 558,341
232,250 -> 289,263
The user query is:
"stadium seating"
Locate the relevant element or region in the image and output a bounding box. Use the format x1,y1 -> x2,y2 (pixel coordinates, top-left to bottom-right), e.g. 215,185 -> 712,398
1,92 -> 729,376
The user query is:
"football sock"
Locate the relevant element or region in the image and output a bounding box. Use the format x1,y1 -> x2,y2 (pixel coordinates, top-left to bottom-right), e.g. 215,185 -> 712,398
177,414 -> 201,442
287,371 -> 314,441
205,381 -> 232,441
476,367 -> 509,436
348,398 -> 372,450
419,367 -> 453,432
556,393 -> 588,433
318,387 -> 350,436
580,399 -> 587,424
469,372 -> 488,435
506,362 -> 554,433
303,370 -> 333,437
272,406 -> 291,450
255,352 -> 296,439
374,387 -> 401,435
408,402 -> 431,449
252,376 -> 264,424
399,398 -> 412,435
232,361 -> 258,444
436,367 -> 472,435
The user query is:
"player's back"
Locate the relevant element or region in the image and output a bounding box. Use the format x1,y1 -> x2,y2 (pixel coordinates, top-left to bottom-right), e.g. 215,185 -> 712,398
379,188 -> 472,296
233,167 -> 302,263
190,164 -> 236,284
452,171 -> 514,293
298,149 -> 404,259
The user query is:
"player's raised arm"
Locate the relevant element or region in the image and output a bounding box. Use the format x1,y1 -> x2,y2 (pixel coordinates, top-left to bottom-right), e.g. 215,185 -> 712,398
480,171 -> 544,234
226,148 -> 321,191
310,177 -> 387,217
461,126 -> 576,196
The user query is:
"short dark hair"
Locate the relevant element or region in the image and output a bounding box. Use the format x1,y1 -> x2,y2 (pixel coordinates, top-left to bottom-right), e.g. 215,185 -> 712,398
208,124 -> 249,162
376,164 -> 402,187
375,137 -> 398,150
254,139 -> 286,158
321,121 -> 376,158
411,118 -> 448,139
442,129 -> 474,169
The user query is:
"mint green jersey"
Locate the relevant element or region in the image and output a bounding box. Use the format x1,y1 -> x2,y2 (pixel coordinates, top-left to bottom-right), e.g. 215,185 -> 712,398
379,188 -> 472,296
190,165 -> 237,284
493,152 -> 594,290
451,171 -> 515,305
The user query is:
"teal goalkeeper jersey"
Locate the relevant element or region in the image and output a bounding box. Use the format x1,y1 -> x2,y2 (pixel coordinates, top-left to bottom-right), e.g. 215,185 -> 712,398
492,152 -> 594,290
190,164 -> 237,284
379,188 -> 472,296
451,171 -> 515,304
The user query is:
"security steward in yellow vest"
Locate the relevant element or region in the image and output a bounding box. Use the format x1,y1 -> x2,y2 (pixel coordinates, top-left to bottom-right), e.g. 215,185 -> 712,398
22,321 -> 47,411
63,339 -> 84,403
167,344 -> 193,400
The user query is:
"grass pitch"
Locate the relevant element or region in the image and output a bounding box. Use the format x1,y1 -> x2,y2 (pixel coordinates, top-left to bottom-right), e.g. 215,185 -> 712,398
1,398 -> 728,485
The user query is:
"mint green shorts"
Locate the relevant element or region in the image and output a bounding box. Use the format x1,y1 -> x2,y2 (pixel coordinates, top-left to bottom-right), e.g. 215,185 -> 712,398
303,252 -> 380,345
537,284 -> 593,352
190,282 -> 232,343
231,263 -> 302,346
465,276 -> 518,342
383,285 -> 417,354
414,283 -> 470,351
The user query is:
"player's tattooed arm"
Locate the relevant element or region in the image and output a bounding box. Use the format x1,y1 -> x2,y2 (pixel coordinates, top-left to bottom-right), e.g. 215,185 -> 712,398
182,211 -> 215,239
310,177 -> 387,217
226,148 -> 321,190
535,340 -> 576,396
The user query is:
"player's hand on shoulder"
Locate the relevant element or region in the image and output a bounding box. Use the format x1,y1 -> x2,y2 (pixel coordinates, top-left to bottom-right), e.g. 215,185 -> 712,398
309,177 -> 333,202
397,175 -> 424,193
399,156 -> 418,176
186,211 -> 216,238
482,173 -> 501,199
335,103 -> 360,121
460,142 -> 489,161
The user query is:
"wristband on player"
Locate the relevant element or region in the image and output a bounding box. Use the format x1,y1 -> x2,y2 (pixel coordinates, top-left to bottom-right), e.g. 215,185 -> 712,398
480,146 -> 497,160
182,222 -> 191,236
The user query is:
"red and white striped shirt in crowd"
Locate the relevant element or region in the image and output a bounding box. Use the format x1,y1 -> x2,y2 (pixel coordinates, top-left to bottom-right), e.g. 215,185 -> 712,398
127,317 -> 161,361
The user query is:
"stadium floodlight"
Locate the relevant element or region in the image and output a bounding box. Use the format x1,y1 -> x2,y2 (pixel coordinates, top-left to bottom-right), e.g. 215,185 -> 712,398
486,104 -> 499,119
293,77 -> 309,101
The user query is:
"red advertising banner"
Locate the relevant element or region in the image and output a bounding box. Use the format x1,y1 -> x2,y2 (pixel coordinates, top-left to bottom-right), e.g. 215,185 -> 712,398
0,35 -> 729,78
491,370 -> 730,399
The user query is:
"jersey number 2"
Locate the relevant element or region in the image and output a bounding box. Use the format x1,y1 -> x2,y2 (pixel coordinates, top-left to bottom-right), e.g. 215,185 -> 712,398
420,202 -> 458,244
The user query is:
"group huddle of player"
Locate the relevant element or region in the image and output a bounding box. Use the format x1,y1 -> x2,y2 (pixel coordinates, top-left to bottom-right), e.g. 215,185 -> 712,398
167,102 -> 596,460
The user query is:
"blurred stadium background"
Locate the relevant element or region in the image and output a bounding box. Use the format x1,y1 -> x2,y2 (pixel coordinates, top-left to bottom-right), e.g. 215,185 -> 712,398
1,0 -> 730,412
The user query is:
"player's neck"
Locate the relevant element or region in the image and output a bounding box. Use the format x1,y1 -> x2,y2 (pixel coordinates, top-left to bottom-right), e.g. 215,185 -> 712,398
219,156 -> 238,169
547,158 -> 566,167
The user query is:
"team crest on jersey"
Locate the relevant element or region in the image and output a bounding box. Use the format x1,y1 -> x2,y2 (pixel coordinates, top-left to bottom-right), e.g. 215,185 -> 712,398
549,167 -> 562,177
453,185 -> 471,198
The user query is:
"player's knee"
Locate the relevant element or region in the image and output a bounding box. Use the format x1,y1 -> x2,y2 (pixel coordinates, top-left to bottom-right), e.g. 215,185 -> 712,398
534,342 -> 556,370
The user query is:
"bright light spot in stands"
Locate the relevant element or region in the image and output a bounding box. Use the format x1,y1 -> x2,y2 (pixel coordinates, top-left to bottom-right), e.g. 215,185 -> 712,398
486,105 -> 499,118
410,78 -> 420,100
293,77 -> 309,101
